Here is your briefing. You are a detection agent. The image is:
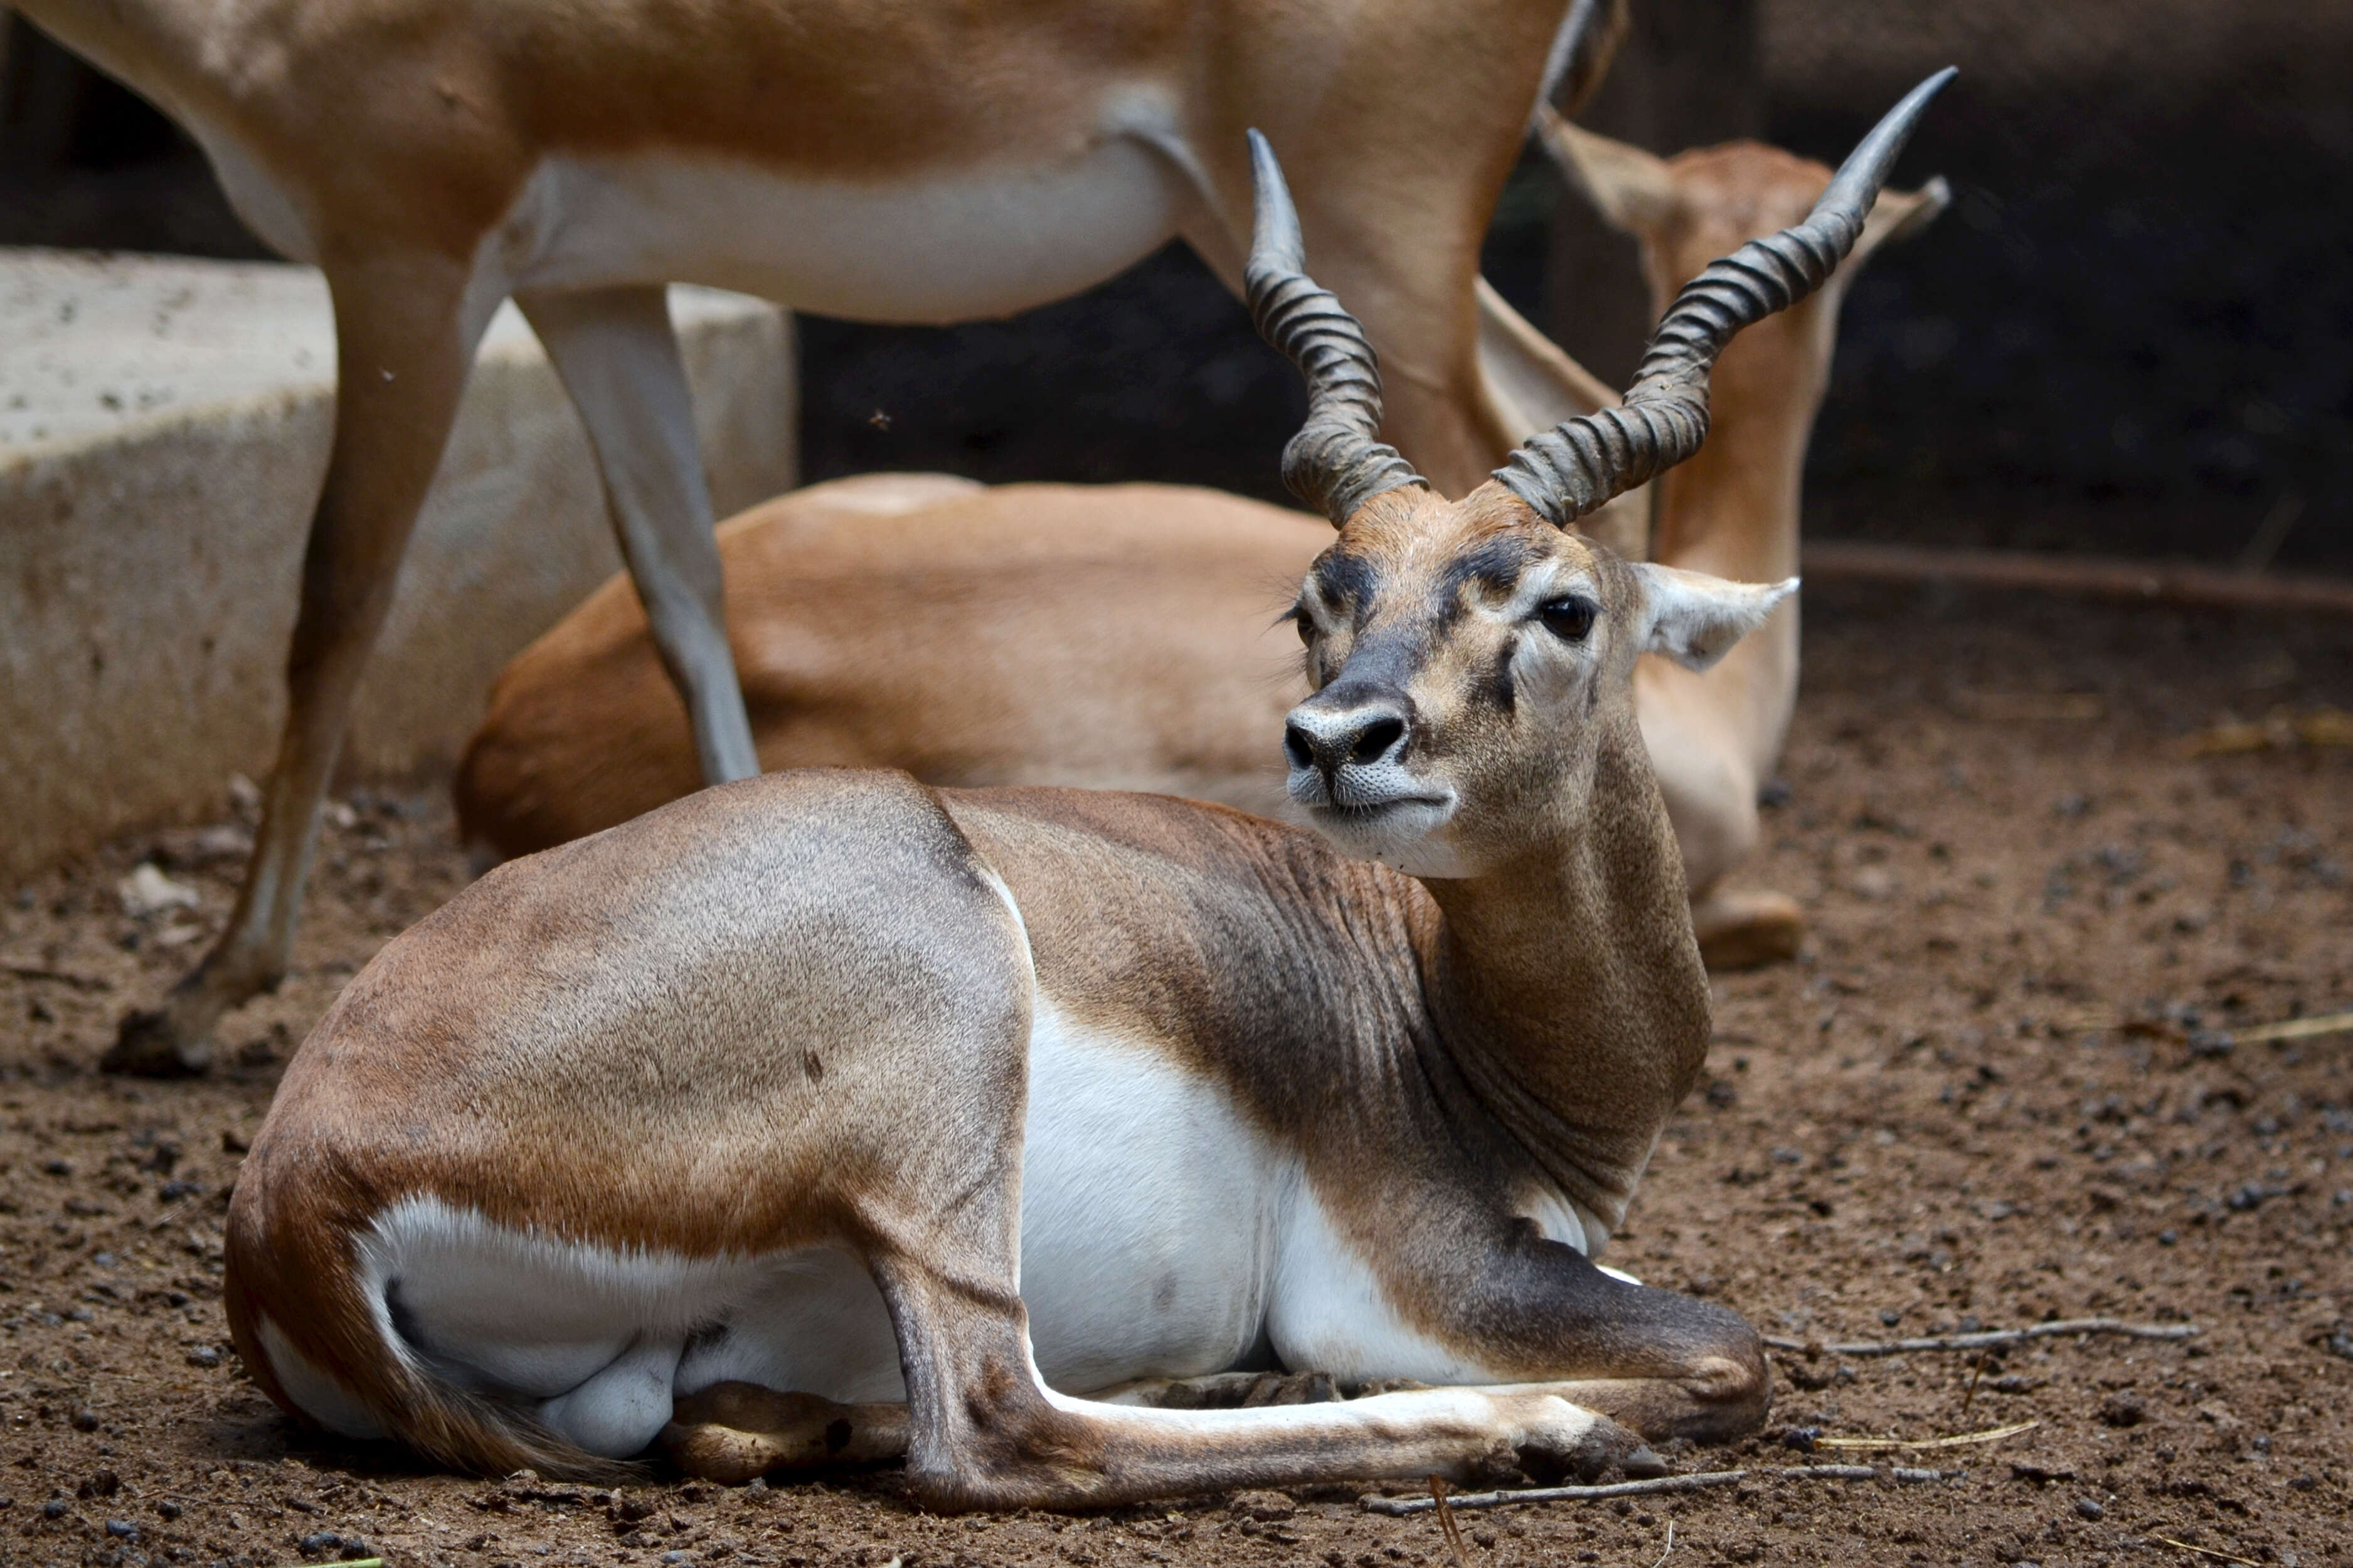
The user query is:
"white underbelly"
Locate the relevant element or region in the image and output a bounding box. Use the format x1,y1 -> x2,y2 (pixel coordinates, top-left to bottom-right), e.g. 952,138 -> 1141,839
313,1002 -> 1288,1456
505,140 -> 1190,321
1017,1004 -> 1283,1391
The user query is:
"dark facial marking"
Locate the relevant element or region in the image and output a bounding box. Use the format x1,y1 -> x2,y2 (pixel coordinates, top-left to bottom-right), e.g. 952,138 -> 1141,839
1437,536 -> 1536,610
1487,639 -> 1518,713
1310,551 -> 1378,627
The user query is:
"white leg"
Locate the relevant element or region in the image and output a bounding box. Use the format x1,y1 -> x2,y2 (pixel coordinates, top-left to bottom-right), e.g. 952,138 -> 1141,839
518,285 -> 759,785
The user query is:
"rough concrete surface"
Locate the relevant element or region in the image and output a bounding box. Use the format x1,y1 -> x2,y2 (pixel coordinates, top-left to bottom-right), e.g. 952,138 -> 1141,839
0,251 -> 795,877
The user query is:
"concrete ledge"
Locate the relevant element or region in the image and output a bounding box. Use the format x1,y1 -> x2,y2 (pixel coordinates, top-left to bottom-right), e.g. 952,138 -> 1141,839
0,250 -> 794,877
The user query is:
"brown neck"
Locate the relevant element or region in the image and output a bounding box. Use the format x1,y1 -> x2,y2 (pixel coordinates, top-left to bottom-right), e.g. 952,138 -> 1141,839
1418,709 -> 1712,1241
1646,302 -> 1830,581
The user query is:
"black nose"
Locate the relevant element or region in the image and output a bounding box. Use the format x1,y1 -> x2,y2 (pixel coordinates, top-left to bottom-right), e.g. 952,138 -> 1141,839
1285,701 -> 1411,774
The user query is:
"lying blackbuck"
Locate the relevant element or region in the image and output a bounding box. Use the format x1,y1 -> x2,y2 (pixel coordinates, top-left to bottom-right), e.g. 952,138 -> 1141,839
224,76 -> 1950,1504
454,128 -> 1944,968
19,0 -> 1647,1073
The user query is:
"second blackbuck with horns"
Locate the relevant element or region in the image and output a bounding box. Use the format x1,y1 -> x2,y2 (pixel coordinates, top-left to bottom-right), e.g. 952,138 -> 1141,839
223,74 -> 1952,1506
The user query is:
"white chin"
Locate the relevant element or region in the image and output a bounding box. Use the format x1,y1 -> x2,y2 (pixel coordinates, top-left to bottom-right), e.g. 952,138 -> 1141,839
1306,800 -> 1470,877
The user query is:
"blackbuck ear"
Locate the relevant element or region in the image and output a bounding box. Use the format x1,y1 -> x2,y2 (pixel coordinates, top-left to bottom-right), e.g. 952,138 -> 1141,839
1631,564 -> 1798,672
1536,107 -> 1684,236
1853,175 -> 1950,267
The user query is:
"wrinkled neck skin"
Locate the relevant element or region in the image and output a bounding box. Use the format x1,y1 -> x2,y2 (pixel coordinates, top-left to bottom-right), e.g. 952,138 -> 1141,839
1408,702 -> 1713,1249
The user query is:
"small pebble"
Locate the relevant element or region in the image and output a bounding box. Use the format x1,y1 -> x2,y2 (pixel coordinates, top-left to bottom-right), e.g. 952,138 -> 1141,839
70,1409 -> 100,1432
156,1499 -> 182,1519
2075,1498 -> 2105,1521
105,1518 -> 139,1540
2099,1392 -> 2146,1428
185,1346 -> 222,1369
42,1499 -> 68,1519
90,1251 -> 117,1268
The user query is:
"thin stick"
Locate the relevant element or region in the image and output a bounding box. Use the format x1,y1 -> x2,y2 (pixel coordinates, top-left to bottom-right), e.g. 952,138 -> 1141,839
2153,1536 -> 2262,1567
1800,539 -> 2353,616
2229,1011 -> 2353,1046
1428,1475 -> 1470,1568
1362,1471 -> 1746,1515
1763,1317 -> 2200,1358
1814,1420 -> 2038,1451
1646,1518 -> 1675,1568
1778,1465 -> 1963,1483
1959,1354 -> 1985,1421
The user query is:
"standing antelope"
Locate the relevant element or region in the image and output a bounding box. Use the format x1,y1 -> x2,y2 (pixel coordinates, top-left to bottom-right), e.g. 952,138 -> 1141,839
222,77 -> 1948,1501
452,129 -> 1946,968
14,0 -> 1645,1074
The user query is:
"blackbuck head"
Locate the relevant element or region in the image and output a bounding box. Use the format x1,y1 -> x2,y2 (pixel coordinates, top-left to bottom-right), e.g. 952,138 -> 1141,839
1248,70 -> 1952,878
1538,105 -> 1950,405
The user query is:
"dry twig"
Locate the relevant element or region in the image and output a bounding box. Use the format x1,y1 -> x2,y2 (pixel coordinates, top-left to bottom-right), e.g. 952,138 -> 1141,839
1362,1462 -> 1963,1517
1814,1420 -> 2039,1451
1,957 -> 112,991
1763,1317 -> 2199,1359
1427,1476 -> 1470,1567
2229,1011 -> 2353,1046
1800,539 -> 2353,616
2153,1536 -> 2261,1567
1646,1518 -> 1675,1568
1362,1471 -> 1746,1515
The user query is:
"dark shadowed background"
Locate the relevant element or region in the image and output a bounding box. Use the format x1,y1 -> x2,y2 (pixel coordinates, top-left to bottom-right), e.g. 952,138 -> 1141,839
8,0 -> 2349,570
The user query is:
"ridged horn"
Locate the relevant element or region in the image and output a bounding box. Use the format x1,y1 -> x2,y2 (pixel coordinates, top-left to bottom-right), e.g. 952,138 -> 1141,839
1244,129 -> 1425,525
1495,66 -> 1956,529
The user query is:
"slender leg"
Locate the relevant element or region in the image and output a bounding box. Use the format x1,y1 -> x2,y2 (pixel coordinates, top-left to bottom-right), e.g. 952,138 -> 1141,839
107,253 -> 486,1074
516,287 -> 758,785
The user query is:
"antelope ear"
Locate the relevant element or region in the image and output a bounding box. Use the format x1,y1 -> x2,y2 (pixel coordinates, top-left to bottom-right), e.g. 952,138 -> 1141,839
1536,107 -> 1684,236
1632,564 -> 1797,671
1853,175 -> 1950,267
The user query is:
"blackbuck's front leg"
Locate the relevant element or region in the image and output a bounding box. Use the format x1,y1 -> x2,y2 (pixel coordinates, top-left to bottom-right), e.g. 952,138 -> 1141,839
862,1247 -> 1652,1512
108,252 -> 487,1074
516,287 -> 758,786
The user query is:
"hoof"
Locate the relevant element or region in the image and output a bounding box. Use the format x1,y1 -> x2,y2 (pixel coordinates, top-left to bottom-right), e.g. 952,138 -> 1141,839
102,1008 -> 212,1077
1692,889 -> 1803,971
1518,1409 -> 1652,1486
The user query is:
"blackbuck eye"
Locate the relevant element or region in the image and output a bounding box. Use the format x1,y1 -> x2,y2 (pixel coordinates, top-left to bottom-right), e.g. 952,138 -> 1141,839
1290,604 -> 1314,645
1538,596 -> 1598,643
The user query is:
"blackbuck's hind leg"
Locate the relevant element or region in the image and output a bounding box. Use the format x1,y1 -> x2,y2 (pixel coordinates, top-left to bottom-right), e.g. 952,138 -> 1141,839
109,253 -> 488,1074
516,286 -> 758,785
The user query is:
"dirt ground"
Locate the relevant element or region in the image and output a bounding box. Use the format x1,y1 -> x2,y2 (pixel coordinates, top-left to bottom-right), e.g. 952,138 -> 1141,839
2,581 -> 2349,1568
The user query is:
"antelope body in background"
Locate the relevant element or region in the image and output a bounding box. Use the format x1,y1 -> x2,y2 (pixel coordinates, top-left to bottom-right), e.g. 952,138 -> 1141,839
13,0 -> 1646,1073
455,128 -> 1946,967
223,78 -> 1950,1501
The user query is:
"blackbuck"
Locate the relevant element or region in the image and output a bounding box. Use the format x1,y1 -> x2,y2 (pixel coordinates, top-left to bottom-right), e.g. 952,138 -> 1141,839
1543,107 -> 1950,963
454,129 -> 1944,968
16,0 -> 1648,1073
222,77 -> 1950,1503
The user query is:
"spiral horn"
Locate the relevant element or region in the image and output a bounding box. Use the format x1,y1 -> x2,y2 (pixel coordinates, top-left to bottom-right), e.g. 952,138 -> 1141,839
1244,129 -> 1426,525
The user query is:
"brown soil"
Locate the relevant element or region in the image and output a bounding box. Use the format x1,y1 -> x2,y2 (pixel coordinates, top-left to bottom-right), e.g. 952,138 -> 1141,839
3,583 -> 2350,1568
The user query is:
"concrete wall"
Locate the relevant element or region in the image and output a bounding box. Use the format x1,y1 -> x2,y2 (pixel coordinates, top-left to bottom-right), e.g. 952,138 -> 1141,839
0,251 -> 795,877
